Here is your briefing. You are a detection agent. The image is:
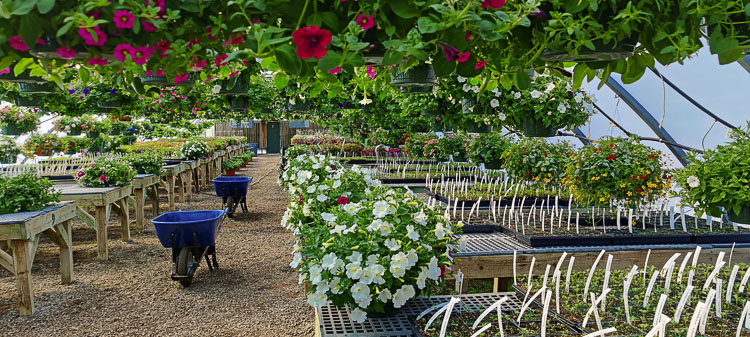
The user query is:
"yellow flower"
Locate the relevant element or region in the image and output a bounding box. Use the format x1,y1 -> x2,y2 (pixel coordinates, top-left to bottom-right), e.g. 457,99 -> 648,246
619,184 -> 626,188
603,173 -> 608,177
599,197 -> 605,202
627,191 -> 632,196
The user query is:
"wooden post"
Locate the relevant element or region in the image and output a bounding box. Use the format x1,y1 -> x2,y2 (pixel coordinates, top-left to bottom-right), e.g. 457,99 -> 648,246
95,205 -> 108,261
59,220 -> 73,284
11,239 -> 33,316
166,175 -> 175,211
118,199 -> 130,242
184,168 -> 193,200
135,187 -> 145,232
176,172 -> 185,203
150,185 -> 160,217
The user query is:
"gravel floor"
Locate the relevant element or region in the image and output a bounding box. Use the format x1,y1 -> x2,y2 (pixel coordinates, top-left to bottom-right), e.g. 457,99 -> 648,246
0,155 -> 314,336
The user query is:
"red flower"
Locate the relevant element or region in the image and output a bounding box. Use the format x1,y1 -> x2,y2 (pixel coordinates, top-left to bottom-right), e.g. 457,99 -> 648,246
609,143 -> 614,148
523,152 -> 527,155
79,26 -> 107,46
636,188 -> 642,193
292,25 -> 332,60
355,13 -> 375,31
544,152 -> 548,157
113,10 -> 135,29
649,154 -> 655,159
114,43 -> 135,62
8,35 -> 28,51
481,0 -> 506,9
594,148 -> 599,152
475,60 -> 487,70
174,74 -> 189,83
142,19 -> 158,32
156,41 -> 170,58
337,196 -> 349,205
456,51 -> 471,63
133,46 -> 154,65
330,164 -> 336,169
465,30 -> 471,41
214,54 -> 228,67
607,154 -> 616,160
56,46 -> 76,59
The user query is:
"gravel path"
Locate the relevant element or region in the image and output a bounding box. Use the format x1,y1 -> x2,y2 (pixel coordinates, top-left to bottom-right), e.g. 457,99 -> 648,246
0,155 -> 313,336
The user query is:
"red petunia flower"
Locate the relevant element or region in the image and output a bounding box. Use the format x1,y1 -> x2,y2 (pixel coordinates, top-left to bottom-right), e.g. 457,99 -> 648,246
292,25 -> 332,60
475,60 -> 487,70
337,196 -> 349,205
214,54 -> 228,67
481,0 -> 506,9
607,154 -> 616,160
8,35 -> 28,51
113,10 -> 135,29
156,41 -> 170,58
457,51 -> 471,63
356,13 -> 375,31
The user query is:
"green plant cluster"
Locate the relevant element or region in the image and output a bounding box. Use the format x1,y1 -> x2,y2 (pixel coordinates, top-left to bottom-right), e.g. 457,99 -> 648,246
222,158 -> 244,171
467,132 -> 512,166
75,158 -> 136,188
124,152 -> 164,176
503,138 -> 572,186
0,171 -> 60,215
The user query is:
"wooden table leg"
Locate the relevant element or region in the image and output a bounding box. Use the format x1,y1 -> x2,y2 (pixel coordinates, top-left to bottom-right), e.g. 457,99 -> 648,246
135,188 -> 145,232
95,205 -> 108,261
58,221 -> 73,284
176,173 -> 185,203
150,185 -> 160,217
12,239 -> 33,316
185,169 -> 193,200
165,176 -> 175,211
118,199 -> 130,242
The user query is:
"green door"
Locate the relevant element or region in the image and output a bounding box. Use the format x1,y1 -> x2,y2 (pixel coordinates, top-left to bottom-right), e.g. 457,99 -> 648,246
267,121 -> 281,154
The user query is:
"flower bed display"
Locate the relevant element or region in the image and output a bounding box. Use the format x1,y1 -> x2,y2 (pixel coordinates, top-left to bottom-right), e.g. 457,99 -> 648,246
24,134 -> 65,156
180,139 -> 213,160
75,158 -> 135,187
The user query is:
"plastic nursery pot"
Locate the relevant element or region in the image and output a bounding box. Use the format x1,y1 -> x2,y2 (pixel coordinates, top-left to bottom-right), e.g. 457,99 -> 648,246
541,40 -> 637,62
140,75 -> 195,87
1,124 -> 27,135
97,99 -> 122,109
86,132 -> 101,139
522,117 -> 557,137
286,101 -> 311,112
465,121 -> 491,133
229,96 -> 251,111
728,205 -> 750,224
0,69 -> 46,83
16,82 -> 56,94
224,169 -> 236,176
461,98 -> 483,114
400,86 -> 432,94
0,155 -> 16,164
390,64 -> 438,87
30,35 -> 90,60
67,129 -> 82,136
217,78 -> 248,96
484,160 -> 503,170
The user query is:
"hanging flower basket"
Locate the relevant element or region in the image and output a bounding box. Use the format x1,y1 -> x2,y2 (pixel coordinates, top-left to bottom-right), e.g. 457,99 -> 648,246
390,64 -> 438,87
97,99 -> 122,108
13,96 -> 42,108
1,124 -> 26,136
541,40 -> 637,62
0,70 -> 46,83
400,86 -> 432,95
521,117 -> 557,137
728,206 -> 750,224
86,132 -> 102,139
461,98 -> 483,115
0,155 -> 16,164
17,82 -> 56,94
68,129 -> 82,136
140,75 -> 195,87
218,75 -> 249,96
30,36 -> 89,60
229,96 -> 250,111
287,101 -> 310,112
465,121 -> 491,133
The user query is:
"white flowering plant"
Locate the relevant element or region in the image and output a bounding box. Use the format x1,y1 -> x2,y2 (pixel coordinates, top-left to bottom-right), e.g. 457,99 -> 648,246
179,139 -> 213,160
0,136 -> 22,163
281,154 -> 464,323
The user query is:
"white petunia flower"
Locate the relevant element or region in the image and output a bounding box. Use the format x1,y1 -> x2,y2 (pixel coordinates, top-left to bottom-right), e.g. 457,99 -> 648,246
406,225 -> 420,241
427,256 -> 441,280
348,252 -> 363,263
322,252 -> 339,270
373,200 -> 394,218
332,180 -> 342,188
211,84 -> 222,94
359,97 -> 372,105
346,262 -> 363,279
350,282 -> 370,302
330,224 -> 346,234
330,277 -> 342,294
390,252 -> 409,278
359,267 -> 375,285
435,222 -> 446,239
557,102 -> 567,113
498,112 -> 507,121
406,249 -> 418,267
321,213 -> 337,222
457,76 -> 466,83
309,265 -> 323,284
413,210 -> 428,225
306,185 -> 317,194
416,267 -> 428,289
343,203 -> 360,215
377,289 -> 392,303
490,98 -> 500,108
392,285 -> 416,308
317,194 -> 329,202
350,307 -> 367,323
513,91 -> 522,99
530,90 -> 542,99
545,82 -> 556,93
385,238 -> 401,251
687,175 -> 700,188
290,253 -> 302,268
307,290 -> 328,307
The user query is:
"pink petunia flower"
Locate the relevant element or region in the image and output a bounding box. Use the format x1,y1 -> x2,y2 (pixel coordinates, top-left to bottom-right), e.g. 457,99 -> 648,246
113,10 -> 136,29
141,19 -> 158,32
8,35 -> 28,51
114,43 -> 135,62
481,0 -> 506,8
190,57 -> 207,71
329,67 -> 342,75
457,51 -> 470,63
145,0 -> 166,15
78,26 -> 107,46
475,60 -> 487,70
437,42 -> 459,61
366,66 -> 377,79
133,46 -> 154,65
88,57 -> 109,66
155,41 -> 170,58
56,46 -> 76,59
0,67 -> 10,75
355,13 -> 374,31
214,54 -> 228,67
174,74 -> 189,83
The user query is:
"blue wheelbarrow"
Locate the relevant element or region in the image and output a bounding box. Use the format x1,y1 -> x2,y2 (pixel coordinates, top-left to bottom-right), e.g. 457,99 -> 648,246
212,176 -> 252,218
152,210 -> 227,287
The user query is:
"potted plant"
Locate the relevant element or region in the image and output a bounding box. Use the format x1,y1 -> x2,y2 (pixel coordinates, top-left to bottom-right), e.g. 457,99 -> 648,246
0,106 -> 39,135
0,171 -> 61,215
62,136 -> 90,155
88,119 -> 112,139
503,138 -> 572,186
222,158 -> 243,176
108,120 -> 131,136
16,81 -> 57,94
75,158 -> 135,187
565,136 -> 672,208
0,136 -> 22,164
179,139 -> 213,160
675,124 -> 750,223
24,134 -> 66,157
390,64 -> 439,88
53,115 -> 95,136
124,152 -> 164,176
468,132 -> 513,169
437,132 -> 472,162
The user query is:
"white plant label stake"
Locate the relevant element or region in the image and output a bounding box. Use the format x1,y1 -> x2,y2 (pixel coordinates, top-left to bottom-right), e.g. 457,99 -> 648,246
692,246 -> 702,269
566,256 -> 575,293
673,284 -> 694,323
623,265 -> 638,324
653,294 -> 668,328
643,271 -> 659,307
716,278 -> 723,318
686,301 -> 706,337
643,249 -> 652,284
541,289 -> 552,337
737,300 -> 750,337
541,264 -> 551,304
727,265 -> 740,303
439,297 -> 462,337
677,252 -> 693,284
601,254 -> 613,311
687,269 -> 695,289
584,250 -> 606,302
517,286 -> 546,323
513,250 -> 518,285
738,266 -> 750,293
628,208 -> 633,233
554,269 -> 561,313
700,289 -> 717,335
471,296 -> 508,331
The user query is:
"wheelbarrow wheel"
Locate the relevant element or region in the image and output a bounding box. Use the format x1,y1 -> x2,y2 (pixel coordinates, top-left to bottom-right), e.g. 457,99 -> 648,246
176,247 -> 196,287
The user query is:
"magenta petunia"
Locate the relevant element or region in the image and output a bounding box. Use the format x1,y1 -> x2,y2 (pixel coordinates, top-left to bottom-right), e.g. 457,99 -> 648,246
475,60 -> 487,70
355,13 -> 375,31
78,26 -> 107,46
366,65 -> 377,79
174,74 -> 189,83
190,57 -> 207,71
465,30 -> 471,41
88,58 -> 109,66
0,67 -> 9,75
457,51 -> 471,63
155,41 -> 170,58
133,46 -> 154,65
56,46 -> 76,59
206,27 -> 220,39
329,67 -> 342,75
481,0 -> 506,8
141,19 -> 157,32
214,54 -> 228,67
145,0 -> 166,15
8,35 -> 29,51
113,10 -> 136,29
292,25 -> 332,60
114,43 -> 135,62
437,42 -> 459,61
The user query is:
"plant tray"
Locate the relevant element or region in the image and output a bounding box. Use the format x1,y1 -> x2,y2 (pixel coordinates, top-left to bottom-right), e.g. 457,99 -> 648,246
431,193 -> 571,209
693,232 -> 750,244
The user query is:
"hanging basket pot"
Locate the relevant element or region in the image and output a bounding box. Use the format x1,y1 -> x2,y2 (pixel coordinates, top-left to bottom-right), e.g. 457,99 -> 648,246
461,98 -> 483,114
465,121 -> 491,133
390,64 -> 438,87
30,36 -> 90,60
217,75 -> 248,96
287,101 -> 310,112
1,124 -> 27,135
229,96 -> 251,111
14,96 -> 43,108
86,132 -> 102,139
0,70 -> 46,83
97,99 -> 122,108
541,40 -> 637,62
400,86 -> 432,95
728,206 -> 750,224
0,155 -> 16,164
521,118 -> 557,137
484,159 -> 503,170
140,74 -> 195,87
17,82 -> 56,94
67,129 -> 82,136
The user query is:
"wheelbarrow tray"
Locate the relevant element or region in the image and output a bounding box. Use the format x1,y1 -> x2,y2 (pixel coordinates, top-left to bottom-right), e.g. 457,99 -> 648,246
213,176 -> 252,198
152,210 -> 225,248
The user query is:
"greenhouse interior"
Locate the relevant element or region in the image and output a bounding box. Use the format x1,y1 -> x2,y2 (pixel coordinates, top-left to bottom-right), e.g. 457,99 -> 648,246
1,1 -> 750,336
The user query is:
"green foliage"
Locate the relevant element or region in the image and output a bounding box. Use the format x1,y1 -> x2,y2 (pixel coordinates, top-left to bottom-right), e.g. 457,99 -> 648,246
124,152 -> 164,176
675,124 -> 750,218
222,158 -> 243,170
467,132 -> 513,165
503,138 -> 572,186
75,158 -> 135,187
0,105 -> 39,132
0,171 -> 60,215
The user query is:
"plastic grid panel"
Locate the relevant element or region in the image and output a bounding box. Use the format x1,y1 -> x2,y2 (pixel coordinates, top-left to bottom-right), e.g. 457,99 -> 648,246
54,184 -> 120,195
318,292 -> 522,337
0,204 -> 63,225
457,233 -> 531,256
